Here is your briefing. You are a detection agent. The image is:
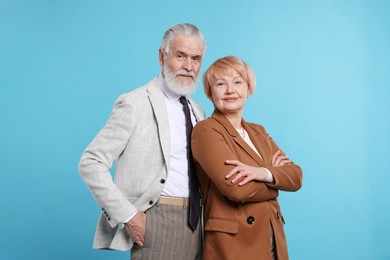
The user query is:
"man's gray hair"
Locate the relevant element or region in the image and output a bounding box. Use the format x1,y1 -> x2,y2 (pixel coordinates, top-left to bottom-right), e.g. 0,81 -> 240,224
160,23 -> 206,55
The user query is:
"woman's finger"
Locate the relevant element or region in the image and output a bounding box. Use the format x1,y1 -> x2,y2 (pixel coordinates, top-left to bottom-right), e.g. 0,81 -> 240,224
272,150 -> 281,165
231,172 -> 244,183
273,155 -> 289,166
239,174 -> 256,186
278,159 -> 291,167
226,167 -> 241,179
225,160 -> 242,166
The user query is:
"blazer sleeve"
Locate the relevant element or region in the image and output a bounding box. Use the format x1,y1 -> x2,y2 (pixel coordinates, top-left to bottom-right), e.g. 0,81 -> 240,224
78,94 -> 137,228
192,121 -> 279,204
258,125 -> 303,192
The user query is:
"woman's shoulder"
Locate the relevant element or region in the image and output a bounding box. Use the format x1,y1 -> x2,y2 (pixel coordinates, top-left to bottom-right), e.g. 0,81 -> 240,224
194,117 -> 219,130
246,121 -> 267,133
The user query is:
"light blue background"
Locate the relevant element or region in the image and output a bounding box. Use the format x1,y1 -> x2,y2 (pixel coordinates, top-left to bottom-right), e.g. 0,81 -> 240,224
1,0 -> 389,259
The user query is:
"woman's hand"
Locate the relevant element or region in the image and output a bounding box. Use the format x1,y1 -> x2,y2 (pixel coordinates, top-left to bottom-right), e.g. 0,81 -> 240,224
225,151 -> 291,186
225,160 -> 268,186
272,150 -> 291,167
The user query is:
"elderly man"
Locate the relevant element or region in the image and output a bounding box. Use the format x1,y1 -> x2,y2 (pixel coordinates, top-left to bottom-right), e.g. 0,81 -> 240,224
79,23 -> 205,259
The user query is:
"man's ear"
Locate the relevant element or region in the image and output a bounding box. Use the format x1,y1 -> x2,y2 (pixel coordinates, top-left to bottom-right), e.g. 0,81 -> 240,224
158,49 -> 164,67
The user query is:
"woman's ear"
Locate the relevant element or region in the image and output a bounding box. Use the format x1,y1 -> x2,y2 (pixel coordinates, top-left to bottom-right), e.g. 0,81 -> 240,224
207,89 -> 213,101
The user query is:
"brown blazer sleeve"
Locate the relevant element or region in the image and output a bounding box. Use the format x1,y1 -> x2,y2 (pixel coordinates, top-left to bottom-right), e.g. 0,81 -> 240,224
192,120 -> 279,203
253,124 -> 303,192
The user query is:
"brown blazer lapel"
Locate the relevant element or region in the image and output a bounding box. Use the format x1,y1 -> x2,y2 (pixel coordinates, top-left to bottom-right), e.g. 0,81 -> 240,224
211,110 -> 265,167
242,120 -> 272,165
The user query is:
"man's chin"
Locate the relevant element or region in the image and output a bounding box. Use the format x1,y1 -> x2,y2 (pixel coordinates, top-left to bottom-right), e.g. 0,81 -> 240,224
166,79 -> 197,96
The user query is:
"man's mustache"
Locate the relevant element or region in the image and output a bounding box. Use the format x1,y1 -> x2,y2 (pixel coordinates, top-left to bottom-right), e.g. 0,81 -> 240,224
175,71 -> 195,80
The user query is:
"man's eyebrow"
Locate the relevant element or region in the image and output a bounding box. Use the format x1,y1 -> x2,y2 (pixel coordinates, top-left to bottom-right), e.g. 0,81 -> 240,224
176,50 -> 187,56
175,51 -> 202,57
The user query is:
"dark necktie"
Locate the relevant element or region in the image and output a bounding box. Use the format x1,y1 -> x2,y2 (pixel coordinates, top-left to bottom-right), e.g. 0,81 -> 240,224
179,96 -> 200,231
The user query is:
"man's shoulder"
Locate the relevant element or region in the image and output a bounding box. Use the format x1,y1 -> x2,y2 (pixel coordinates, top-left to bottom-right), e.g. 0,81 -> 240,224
188,97 -> 205,120
115,77 -> 160,103
188,97 -> 202,109
117,86 -> 147,102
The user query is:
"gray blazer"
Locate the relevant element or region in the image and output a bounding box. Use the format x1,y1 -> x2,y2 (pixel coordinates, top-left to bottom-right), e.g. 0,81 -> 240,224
78,76 -> 205,251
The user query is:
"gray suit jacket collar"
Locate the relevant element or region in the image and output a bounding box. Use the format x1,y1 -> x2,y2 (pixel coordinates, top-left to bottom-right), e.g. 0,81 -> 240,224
146,77 -> 171,171
146,76 -> 206,171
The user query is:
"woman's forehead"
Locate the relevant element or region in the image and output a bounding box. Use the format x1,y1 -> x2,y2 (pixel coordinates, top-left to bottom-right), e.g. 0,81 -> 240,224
212,68 -> 242,80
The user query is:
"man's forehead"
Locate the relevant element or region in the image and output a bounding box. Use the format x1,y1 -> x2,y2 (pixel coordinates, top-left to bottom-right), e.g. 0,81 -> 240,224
170,36 -> 203,55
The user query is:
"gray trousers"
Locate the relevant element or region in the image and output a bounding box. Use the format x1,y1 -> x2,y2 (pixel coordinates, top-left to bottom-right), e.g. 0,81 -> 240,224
131,203 -> 201,260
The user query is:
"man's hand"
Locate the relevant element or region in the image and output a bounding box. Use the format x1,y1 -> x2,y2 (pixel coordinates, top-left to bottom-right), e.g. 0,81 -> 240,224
124,211 -> 146,247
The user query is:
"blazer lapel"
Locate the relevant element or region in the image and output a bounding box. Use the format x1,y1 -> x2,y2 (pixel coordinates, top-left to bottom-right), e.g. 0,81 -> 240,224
188,97 -> 205,122
211,110 -> 265,167
242,120 -> 272,165
147,77 -> 171,170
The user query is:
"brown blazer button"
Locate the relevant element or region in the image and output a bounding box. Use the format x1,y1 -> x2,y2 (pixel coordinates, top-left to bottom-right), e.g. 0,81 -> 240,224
247,216 -> 255,224
277,212 -> 281,219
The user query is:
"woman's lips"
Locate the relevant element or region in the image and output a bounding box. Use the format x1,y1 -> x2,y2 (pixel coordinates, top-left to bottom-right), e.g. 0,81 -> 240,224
223,98 -> 237,102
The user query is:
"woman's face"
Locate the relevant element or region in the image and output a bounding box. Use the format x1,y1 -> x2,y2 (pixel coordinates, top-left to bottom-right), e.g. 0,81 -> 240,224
210,68 -> 249,117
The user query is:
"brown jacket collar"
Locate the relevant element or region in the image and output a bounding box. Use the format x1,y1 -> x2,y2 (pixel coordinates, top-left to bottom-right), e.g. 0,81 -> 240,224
210,109 -> 270,166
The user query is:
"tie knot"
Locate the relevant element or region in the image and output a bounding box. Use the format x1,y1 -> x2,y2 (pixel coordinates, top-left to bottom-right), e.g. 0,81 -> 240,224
179,96 -> 187,106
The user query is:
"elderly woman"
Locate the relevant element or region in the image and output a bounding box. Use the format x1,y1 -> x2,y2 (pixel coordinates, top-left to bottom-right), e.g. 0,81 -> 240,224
191,56 -> 302,260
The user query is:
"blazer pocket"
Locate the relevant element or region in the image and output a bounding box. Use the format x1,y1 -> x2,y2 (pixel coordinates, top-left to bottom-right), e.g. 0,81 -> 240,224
205,218 -> 238,234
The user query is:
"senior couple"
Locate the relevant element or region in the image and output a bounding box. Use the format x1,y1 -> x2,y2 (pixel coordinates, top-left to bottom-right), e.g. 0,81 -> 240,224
79,23 -> 302,260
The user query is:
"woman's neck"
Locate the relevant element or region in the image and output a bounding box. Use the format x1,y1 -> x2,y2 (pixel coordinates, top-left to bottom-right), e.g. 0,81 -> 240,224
225,113 -> 243,129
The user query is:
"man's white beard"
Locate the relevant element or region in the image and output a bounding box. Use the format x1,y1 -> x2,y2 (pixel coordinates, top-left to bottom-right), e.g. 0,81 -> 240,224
163,64 -> 197,96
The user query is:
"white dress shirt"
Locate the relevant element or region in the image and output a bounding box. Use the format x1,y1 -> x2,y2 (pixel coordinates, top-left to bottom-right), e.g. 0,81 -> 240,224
159,75 -> 197,197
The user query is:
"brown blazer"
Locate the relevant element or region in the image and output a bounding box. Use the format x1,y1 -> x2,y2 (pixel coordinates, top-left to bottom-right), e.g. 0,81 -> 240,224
191,110 -> 302,260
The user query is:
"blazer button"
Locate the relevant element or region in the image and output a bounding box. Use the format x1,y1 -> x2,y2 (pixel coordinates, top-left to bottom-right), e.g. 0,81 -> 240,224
160,179 -> 165,184
149,200 -> 153,205
247,216 -> 255,224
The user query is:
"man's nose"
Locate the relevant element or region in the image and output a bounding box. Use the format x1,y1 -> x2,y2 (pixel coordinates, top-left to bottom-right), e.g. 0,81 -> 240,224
182,58 -> 193,71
